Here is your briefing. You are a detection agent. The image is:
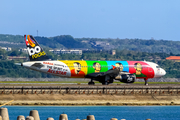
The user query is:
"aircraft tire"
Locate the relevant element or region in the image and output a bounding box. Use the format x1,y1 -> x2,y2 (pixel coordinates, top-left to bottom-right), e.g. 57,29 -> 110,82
102,82 -> 109,85
88,82 -> 95,85
145,83 -> 148,86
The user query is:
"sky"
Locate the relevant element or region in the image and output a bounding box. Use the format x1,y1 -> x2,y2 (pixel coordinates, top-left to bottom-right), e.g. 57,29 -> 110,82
0,0 -> 180,40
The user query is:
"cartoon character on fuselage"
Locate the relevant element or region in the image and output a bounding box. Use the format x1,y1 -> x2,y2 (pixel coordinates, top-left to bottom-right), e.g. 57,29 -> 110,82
115,62 -> 123,72
17,35 -> 166,85
71,62 -> 85,77
134,63 -> 146,77
93,62 -> 101,73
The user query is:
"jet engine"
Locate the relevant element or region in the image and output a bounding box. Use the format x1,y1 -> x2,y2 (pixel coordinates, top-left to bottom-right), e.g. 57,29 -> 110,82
115,73 -> 136,83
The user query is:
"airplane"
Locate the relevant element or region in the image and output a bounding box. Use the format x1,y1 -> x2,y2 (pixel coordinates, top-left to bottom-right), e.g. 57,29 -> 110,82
17,35 -> 166,85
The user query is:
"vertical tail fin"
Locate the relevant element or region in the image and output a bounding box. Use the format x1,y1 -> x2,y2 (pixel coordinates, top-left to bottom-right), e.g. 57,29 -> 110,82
24,35 -> 49,61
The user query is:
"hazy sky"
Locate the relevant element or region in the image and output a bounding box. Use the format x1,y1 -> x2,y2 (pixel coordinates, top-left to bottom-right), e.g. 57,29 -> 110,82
0,0 -> 180,40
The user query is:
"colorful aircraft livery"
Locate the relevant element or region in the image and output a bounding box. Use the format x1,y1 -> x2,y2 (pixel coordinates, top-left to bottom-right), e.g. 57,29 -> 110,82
24,35 -> 49,61
58,60 -> 152,78
20,35 -> 166,85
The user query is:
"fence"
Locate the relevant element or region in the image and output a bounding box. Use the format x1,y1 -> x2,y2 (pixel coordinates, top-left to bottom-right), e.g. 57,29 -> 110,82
0,86 -> 180,95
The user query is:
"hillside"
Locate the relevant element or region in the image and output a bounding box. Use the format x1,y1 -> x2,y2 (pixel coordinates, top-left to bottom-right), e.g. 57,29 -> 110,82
0,34 -> 180,54
76,38 -> 180,54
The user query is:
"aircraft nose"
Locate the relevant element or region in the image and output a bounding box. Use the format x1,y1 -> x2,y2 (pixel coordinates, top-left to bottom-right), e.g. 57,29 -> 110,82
154,68 -> 166,78
161,69 -> 166,76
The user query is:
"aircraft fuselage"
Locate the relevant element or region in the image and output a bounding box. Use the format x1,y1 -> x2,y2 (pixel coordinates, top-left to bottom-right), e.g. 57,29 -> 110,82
22,60 -> 166,79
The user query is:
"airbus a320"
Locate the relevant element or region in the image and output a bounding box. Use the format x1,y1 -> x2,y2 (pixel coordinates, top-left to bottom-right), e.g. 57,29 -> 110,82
17,35 -> 166,85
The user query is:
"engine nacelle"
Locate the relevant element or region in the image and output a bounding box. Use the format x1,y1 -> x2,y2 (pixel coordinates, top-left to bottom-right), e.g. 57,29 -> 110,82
115,74 -> 136,83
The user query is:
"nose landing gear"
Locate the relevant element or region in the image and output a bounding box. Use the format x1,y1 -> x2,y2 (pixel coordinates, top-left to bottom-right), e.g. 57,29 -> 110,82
144,78 -> 148,86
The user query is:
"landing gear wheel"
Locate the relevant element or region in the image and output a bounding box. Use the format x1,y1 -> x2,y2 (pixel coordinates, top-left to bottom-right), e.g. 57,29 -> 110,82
102,82 -> 109,85
88,82 -> 95,85
145,83 -> 148,86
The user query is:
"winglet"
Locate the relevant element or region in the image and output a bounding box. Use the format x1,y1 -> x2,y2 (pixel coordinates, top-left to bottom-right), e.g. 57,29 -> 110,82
112,65 -> 116,70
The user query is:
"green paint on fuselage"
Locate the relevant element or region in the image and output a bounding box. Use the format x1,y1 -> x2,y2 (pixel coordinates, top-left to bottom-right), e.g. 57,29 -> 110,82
86,61 -> 108,74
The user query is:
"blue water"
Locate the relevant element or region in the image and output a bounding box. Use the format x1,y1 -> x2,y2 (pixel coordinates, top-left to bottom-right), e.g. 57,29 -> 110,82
4,106 -> 180,120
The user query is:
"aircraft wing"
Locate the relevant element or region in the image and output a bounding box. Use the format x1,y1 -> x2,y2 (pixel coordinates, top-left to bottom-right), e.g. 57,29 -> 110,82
85,67 -> 119,78
85,68 -> 119,78
85,66 -> 136,84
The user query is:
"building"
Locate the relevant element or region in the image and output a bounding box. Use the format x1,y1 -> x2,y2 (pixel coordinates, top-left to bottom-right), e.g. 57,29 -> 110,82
0,47 -> 11,51
69,50 -> 82,55
19,48 -> 27,53
166,56 -> 180,62
112,50 -> 116,55
7,56 -> 28,60
49,49 -> 82,55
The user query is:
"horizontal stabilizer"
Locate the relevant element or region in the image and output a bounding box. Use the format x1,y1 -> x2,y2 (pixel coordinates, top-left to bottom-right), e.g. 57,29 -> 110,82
14,63 -> 22,66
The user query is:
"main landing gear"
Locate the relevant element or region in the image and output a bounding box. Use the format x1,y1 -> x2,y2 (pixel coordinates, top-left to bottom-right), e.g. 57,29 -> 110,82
144,78 -> 148,86
102,75 -> 111,85
88,78 -> 95,85
102,81 -> 109,85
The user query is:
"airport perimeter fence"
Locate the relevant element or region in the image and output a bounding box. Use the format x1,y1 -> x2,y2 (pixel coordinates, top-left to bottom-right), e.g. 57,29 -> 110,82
0,86 -> 180,96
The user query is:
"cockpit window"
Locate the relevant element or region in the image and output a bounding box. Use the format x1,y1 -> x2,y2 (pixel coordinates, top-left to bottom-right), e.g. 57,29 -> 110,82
156,66 -> 160,68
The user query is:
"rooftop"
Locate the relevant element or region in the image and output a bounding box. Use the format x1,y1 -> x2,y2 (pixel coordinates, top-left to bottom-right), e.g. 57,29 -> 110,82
166,56 -> 180,60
